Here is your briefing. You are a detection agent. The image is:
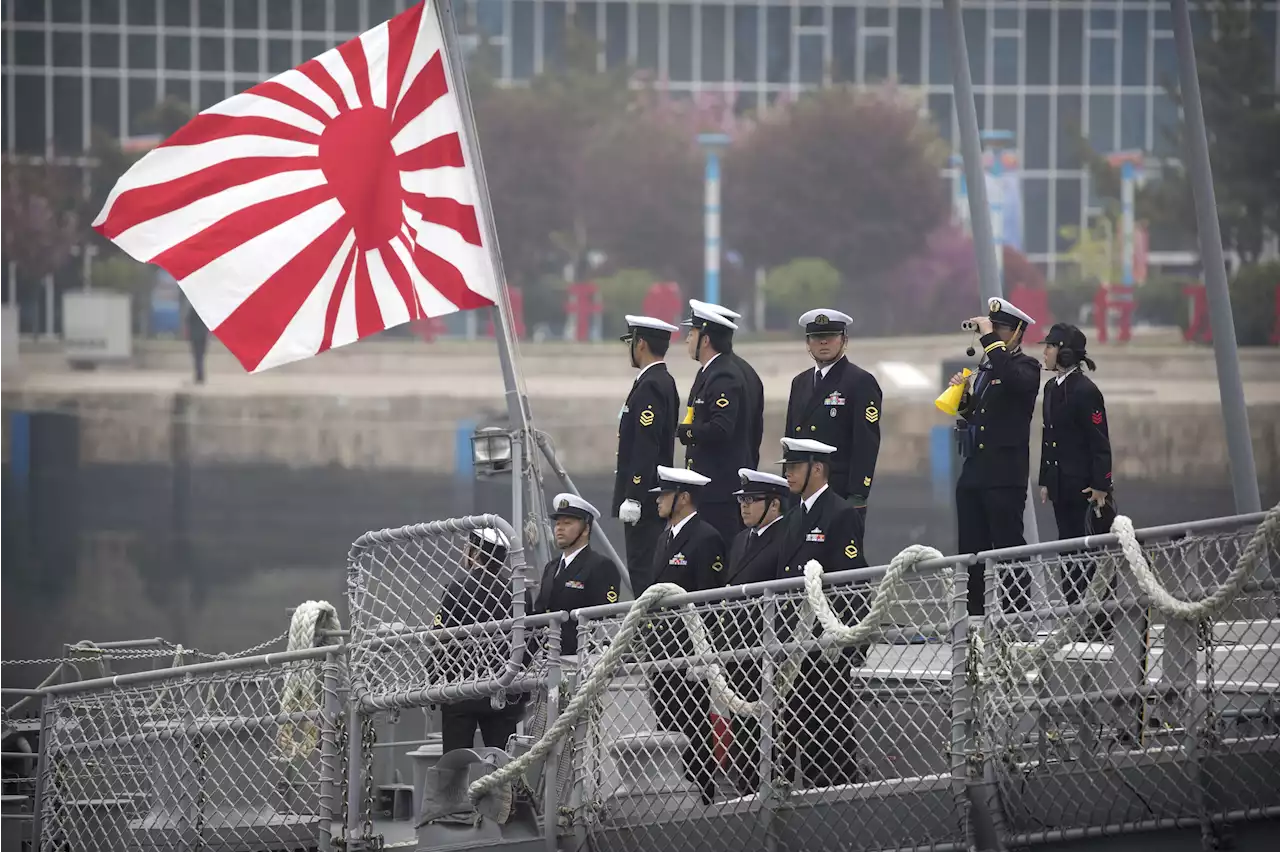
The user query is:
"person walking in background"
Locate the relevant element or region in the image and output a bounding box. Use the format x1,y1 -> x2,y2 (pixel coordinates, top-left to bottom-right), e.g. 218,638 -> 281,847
183,292 -> 209,384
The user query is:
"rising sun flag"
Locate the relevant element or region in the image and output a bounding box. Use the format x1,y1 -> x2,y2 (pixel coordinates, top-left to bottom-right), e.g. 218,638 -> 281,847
93,2 -> 498,373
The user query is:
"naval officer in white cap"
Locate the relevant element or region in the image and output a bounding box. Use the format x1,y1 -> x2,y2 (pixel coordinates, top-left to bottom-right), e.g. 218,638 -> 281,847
644,464 -> 726,805
785,308 -> 883,516
532,494 -> 620,656
435,526 -> 529,753
677,300 -> 753,546
948,297 -> 1041,615
614,315 -> 681,581
772,437 -> 868,789
690,302 -> 765,469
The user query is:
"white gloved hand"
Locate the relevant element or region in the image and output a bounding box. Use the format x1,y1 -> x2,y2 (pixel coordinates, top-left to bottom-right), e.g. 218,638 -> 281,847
619,499 -> 642,525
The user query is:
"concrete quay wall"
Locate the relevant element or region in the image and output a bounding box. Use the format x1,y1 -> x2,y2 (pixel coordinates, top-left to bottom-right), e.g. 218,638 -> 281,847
4,383 -> 1278,491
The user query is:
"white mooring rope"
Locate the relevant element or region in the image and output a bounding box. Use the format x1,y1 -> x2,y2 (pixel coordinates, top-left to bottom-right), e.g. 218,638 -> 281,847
277,600 -> 342,760
467,504 -> 1280,817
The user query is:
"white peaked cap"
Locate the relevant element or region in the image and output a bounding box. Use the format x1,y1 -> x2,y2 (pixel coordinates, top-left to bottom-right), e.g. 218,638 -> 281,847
776,437 -> 839,464
986,297 -> 1037,325
733,468 -> 790,495
701,303 -> 742,320
549,492 -> 601,521
649,465 -> 713,492
798,309 -> 853,329
473,526 -> 510,547
624,315 -> 680,333
682,299 -> 739,330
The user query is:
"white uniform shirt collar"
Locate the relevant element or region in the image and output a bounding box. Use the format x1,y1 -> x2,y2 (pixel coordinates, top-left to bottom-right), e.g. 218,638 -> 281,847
559,542 -> 589,569
668,511 -> 698,538
1055,364 -> 1080,385
635,360 -> 663,383
802,483 -> 829,513
814,355 -> 845,380
755,516 -> 783,536
701,352 -> 721,373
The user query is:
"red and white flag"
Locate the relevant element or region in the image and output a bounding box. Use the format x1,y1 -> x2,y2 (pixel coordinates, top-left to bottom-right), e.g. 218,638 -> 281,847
93,2 -> 498,373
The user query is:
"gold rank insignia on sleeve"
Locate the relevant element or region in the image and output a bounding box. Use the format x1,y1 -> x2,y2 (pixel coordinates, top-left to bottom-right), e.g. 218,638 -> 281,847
712,557 -> 724,572
715,396 -> 729,408
606,587 -> 618,603
864,476 -> 872,487
639,409 -> 655,427
865,404 -> 879,423
845,543 -> 858,559
632,475 -> 642,484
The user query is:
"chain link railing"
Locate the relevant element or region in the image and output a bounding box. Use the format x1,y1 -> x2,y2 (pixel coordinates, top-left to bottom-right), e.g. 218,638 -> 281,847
553,555 -> 967,852
34,648 -> 340,852
11,505 -> 1280,852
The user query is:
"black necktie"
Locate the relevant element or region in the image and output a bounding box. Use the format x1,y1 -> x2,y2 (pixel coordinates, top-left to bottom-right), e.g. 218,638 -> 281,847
813,368 -> 821,387
555,557 -> 568,579
661,529 -> 674,553
744,532 -> 759,559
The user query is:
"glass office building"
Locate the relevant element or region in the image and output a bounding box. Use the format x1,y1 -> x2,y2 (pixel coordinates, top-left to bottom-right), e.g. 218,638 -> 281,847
4,0 -> 1279,276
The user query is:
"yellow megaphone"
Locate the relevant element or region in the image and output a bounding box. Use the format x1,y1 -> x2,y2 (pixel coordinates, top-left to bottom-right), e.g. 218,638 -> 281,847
934,369 -> 971,416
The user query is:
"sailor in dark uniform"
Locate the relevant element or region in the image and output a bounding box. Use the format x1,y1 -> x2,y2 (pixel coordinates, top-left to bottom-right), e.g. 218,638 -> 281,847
784,309 -> 883,514
723,468 -> 788,795
435,527 -> 528,753
773,438 -> 869,789
532,493 -> 621,657
677,300 -> 752,546
949,297 -> 1042,616
698,303 -> 765,468
613,315 -> 681,593
645,465 -> 727,804
1037,324 -> 1116,622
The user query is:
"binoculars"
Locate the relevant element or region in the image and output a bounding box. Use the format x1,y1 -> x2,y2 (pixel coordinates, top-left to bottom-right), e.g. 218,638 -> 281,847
961,320 -> 979,332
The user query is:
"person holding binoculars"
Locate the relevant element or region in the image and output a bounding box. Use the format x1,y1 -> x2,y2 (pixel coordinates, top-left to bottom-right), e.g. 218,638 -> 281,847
947,298 -> 1042,616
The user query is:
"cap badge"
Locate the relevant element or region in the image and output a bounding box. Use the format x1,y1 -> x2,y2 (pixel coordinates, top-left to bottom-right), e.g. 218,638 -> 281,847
557,498 -> 570,510
989,297 -> 1001,313
816,313 -> 829,324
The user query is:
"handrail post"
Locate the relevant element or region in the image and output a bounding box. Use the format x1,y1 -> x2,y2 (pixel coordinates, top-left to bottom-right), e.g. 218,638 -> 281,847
948,562 -> 974,845
542,625 -> 563,852
316,649 -> 343,852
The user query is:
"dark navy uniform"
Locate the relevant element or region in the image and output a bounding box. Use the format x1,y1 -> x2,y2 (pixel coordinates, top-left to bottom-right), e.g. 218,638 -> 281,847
435,529 -> 527,753
645,507 -> 726,804
785,355 -> 883,504
691,304 -> 764,469
729,353 -> 765,469
675,301 -> 752,539
773,438 -> 870,790
955,299 -> 1042,615
532,547 -> 619,656
1037,323 -> 1115,623
613,359 -> 680,581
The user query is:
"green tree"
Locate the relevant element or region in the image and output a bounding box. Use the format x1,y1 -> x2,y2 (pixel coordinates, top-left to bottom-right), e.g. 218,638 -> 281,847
763,258 -> 842,323
1082,0 -> 1280,264
725,86 -> 950,296
1,159 -> 82,281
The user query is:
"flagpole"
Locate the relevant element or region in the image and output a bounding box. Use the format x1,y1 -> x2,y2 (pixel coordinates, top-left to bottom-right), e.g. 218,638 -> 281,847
434,1 -> 629,586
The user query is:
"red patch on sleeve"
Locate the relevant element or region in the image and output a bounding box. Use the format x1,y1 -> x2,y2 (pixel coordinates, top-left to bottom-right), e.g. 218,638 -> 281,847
1091,410 -> 1104,425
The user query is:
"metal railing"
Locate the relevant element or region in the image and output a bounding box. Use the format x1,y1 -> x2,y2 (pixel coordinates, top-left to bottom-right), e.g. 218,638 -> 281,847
3,508 -> 1276,852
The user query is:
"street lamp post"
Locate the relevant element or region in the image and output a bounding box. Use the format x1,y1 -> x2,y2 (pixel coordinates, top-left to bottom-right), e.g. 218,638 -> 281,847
697,133 -> 732,306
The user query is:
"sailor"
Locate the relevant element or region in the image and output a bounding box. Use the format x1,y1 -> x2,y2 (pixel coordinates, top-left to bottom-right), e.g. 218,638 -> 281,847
1037,323 -> 1115,626
694,303 -> 765,468
434,527 -> 528,753
773,437 -> 869,789
723,468 -> 789,796
613,315 -> 681,591
948,297 -> 1042,616
532,494 -> 621,657
677,300 -> 753,545
644,465 -> 727,805
784,309 -> 883,514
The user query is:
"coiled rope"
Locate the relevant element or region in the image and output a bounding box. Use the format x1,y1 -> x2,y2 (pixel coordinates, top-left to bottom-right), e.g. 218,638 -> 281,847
277,600 -> 343,760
